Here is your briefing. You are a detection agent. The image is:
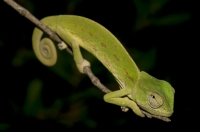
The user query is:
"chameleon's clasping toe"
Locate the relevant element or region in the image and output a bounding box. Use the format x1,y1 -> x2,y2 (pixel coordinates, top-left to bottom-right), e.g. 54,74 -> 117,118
121,106 -> 129,112
58,41 -> 68,50
77,59 -> 91,73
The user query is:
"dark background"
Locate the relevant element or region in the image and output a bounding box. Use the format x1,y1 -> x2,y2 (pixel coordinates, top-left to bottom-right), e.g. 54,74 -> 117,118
0,0 -> 198,131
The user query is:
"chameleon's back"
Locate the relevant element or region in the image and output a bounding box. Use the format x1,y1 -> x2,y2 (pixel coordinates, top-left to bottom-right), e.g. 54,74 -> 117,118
43,15 -> 140,88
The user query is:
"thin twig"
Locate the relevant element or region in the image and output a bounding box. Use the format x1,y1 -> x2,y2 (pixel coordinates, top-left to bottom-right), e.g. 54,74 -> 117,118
3,0 -> 110,99
83,66 -> 111,93
141,110 -> 171,122
3,0 -> 73,55
4,0 -> 170,122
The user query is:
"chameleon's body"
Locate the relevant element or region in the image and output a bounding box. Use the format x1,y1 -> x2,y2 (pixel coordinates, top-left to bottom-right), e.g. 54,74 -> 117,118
32,15 -> 174,118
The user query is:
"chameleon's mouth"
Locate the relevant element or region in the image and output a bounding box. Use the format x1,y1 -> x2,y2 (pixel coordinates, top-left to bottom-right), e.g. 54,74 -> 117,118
137,102 -> 173,117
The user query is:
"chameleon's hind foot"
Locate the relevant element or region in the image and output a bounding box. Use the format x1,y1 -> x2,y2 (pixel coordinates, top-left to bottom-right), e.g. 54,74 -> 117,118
77,59 -> 91,73
58,41 -> 68,50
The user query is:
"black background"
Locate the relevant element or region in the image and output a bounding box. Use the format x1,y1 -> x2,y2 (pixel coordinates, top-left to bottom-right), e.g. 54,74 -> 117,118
0,0 -> 198,131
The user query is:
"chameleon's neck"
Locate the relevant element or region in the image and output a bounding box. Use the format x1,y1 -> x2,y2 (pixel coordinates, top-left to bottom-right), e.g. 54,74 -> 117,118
111,55 -> 140,89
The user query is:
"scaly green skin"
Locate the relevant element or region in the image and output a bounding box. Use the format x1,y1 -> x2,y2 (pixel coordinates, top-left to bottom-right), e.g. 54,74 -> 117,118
32,15 -> 174,118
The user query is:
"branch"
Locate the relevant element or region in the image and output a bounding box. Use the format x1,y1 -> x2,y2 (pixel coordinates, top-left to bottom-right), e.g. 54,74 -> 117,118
3,0 -> 110,98
140,110 -> 171,122
3,0 -> 73,54
4,0 -> 170,122
83,66 -> 111,93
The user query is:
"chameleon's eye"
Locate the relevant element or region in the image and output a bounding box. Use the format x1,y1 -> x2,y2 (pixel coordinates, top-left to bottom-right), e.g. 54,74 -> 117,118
148,92 -> 163,109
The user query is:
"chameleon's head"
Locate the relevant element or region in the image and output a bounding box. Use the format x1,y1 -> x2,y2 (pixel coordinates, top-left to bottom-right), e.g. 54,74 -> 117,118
134,71 -> 175,117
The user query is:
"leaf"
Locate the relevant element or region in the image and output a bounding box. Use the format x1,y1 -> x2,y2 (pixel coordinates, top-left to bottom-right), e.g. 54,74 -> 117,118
23,78 -> 43,116
0,123 -> 10,130
153,13 -> 191,26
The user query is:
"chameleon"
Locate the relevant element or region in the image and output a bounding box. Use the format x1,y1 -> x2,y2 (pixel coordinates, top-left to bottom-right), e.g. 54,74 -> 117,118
32,15 -> 174,119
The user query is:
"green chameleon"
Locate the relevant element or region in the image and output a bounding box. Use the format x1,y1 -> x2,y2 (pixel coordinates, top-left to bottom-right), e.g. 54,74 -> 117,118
32,15 -> 174,119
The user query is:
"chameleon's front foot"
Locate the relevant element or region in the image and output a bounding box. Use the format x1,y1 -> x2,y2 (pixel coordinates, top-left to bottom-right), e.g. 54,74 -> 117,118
104,90 -> 145,117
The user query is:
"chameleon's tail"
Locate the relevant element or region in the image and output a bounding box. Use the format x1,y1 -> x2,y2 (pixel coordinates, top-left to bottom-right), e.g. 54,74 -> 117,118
32,25 -> 57,66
